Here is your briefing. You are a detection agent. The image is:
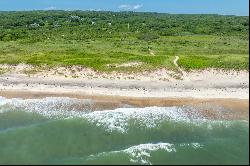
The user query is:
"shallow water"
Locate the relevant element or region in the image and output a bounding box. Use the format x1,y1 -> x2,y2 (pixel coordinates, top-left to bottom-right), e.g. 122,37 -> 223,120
0,97 -> 248,165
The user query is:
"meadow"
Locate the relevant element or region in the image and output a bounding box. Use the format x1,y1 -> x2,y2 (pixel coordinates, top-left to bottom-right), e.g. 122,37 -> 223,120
0,11 -> 248,72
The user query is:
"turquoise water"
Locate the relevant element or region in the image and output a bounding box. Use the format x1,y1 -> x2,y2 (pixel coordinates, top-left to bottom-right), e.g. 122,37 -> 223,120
0,97 -> 249,165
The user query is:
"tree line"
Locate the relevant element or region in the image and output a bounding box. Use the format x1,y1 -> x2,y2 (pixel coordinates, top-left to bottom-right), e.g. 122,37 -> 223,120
0,10 -> 248,42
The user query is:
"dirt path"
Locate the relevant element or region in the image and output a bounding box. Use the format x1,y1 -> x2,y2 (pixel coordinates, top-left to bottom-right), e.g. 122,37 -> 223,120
173,56 -> 189,81
149,49 -> 155,56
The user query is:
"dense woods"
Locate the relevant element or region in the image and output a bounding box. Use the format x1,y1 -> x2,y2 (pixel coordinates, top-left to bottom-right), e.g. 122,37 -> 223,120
0,11 -> 248,42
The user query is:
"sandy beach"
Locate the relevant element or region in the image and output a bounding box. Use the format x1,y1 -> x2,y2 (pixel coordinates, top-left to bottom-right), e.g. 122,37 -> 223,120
0,64 -> 249,99
0,64 -> 249,120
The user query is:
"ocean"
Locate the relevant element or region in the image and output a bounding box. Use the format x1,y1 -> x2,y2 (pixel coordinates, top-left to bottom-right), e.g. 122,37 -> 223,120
0,97 -> 248,165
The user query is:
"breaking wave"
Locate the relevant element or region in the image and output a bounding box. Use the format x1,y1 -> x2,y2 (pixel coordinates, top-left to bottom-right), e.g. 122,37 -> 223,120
85,142 -> 203,165
0,96 -> 238,133
0,96 -> 248,165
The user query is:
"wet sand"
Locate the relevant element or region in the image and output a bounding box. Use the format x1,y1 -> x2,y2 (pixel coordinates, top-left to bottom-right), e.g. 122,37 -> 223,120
0,89 -> 248,121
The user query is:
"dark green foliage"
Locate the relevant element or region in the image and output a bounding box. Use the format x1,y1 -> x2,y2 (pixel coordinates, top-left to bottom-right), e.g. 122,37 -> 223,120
137,34 -> 160,41
0,11 -> 248,42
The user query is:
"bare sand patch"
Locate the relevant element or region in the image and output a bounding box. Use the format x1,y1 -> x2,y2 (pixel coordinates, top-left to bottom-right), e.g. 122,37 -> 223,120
31,65 -> 176,82
107,62 -> 143,68
0,64 -> 32,72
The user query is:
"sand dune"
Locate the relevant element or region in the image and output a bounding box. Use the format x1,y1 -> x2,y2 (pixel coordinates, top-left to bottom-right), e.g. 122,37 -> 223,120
0,65 -> 248,100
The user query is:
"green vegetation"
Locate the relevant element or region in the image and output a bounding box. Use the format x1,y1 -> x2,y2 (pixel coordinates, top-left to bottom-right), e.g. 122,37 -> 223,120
0,11 -> 248,72
0,68 -> 8,75
178,54 -> 249,70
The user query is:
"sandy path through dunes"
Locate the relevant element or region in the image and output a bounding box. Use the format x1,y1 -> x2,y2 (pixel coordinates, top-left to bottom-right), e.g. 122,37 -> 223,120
173,56 -> 189,81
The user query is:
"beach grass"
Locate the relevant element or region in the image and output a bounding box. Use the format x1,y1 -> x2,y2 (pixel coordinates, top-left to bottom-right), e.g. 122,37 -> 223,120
0,34 -> 248,72
0,68 -> 6,75
178,54 -> 249,70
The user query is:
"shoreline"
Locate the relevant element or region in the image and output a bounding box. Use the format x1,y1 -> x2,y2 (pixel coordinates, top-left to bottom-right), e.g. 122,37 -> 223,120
1,88 -> 249,107
0,67 -> 249,121
1,89 -> 249,121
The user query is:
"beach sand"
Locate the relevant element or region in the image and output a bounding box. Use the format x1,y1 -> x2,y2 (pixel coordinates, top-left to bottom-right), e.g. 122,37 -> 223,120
0,65 -> 248,99
0,65 -> 249,120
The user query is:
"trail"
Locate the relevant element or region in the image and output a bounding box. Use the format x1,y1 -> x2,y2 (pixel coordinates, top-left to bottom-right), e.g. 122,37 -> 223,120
149,49 -> 155,56
173,56 -> 189,81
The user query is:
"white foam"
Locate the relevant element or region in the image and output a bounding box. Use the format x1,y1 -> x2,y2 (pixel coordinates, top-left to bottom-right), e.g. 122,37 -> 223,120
179,142 -> 203,149
124,142 -> 204,164
0,97 -> 93,116
123,143 -> 176,164
0,96 -> 7,107
83,106 -> 197,132
0,97 -> 222,133
87,142 -> 203,165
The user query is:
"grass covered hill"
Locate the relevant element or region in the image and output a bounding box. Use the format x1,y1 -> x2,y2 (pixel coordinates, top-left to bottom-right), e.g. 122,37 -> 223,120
0,11 -> 249,72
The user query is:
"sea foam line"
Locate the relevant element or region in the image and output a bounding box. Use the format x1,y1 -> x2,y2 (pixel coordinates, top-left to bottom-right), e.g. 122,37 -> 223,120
0,96 -> 196,132
0,96 -> 234,133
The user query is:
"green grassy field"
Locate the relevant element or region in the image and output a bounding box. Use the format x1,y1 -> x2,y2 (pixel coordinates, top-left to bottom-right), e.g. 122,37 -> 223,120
0,11 -> 249,72
0,35 -> 248,72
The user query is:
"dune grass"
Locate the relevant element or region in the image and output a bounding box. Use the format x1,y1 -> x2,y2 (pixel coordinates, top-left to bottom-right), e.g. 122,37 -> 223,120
178,54 -> 249,71
0,35 -> 248,72
0,68 -> 9,75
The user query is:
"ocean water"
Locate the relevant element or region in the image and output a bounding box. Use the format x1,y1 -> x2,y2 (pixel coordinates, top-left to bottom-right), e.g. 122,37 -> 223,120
0,97 -> 248,165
